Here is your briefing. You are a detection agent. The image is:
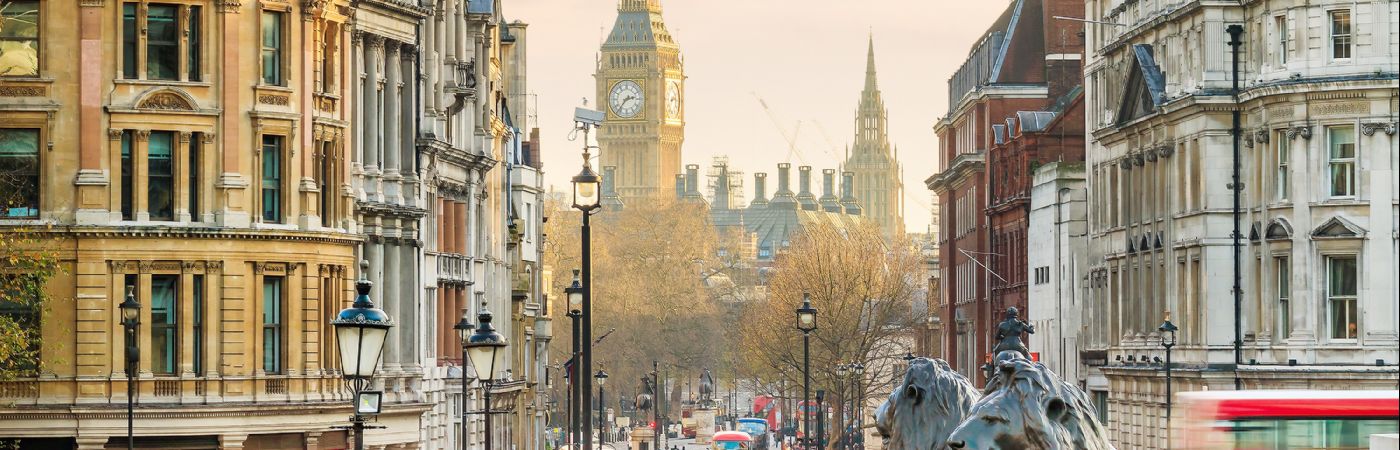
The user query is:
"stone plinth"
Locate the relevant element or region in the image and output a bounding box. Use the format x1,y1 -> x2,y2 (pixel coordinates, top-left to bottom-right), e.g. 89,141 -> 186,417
693,408 -> 717,444
629,427 -> 656,450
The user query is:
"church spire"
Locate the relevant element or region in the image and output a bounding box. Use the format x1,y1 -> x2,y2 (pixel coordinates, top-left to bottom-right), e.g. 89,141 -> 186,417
865,33 -> 878,91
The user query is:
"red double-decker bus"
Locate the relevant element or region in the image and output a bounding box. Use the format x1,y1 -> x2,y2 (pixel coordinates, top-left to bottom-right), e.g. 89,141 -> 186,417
1178,390 -> 1399,449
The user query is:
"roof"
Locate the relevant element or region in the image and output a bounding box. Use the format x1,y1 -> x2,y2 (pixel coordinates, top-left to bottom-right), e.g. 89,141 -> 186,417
466,0 -> 492,14
1132,44 -> 1166,107
1016,111 -> 1057,133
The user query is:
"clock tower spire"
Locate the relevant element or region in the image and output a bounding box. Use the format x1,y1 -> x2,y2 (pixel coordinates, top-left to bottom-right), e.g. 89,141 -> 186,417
594,0 -> 685,202
844,34 -> 905,237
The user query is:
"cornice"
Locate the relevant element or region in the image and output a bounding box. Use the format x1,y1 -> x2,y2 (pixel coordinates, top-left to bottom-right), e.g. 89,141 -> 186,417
5,225 -> 363,245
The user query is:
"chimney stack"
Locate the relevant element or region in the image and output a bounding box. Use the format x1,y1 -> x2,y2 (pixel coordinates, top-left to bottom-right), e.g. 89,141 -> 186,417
685,164 -> 701,196
750,173 -> 769,208
841,171 -> 862,215
820,169 -> 841,212
675,174 -> 685,198
770,163 -> 797,209
797,166 -> 818,211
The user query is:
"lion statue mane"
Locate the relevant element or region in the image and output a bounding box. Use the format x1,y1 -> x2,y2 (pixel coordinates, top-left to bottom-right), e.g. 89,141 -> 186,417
946,351 -> 1114,450
874,357 -> 981,450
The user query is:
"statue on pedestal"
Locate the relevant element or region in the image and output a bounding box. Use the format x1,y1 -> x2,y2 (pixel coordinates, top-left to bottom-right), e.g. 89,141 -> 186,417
698,368 -> 716,407
991,307 -> 1035,358
636,376 -> 654,412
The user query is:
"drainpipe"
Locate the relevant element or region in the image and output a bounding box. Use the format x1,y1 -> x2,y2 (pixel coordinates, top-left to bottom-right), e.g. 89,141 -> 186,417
1227,24 -> 1244,391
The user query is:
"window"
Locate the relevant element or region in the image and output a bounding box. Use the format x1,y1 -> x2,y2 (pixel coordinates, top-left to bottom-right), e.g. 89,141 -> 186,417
1274,15 -> 1287,66
120,2 -> 203,81
150,275 -> 178,375
1275,131 -> 1289,201
1330,10 -> 1351,59
1327,126 -> 1355,197
0,128 -> 39,218
145,4 -> 178,80
0,0 -> 39,77
192,274 -> 203,374
148,131 -> 175,221
261,135 -> 283,223
1327,256 -> 1357,340
189,132 -> 201,220
260,11 -> 284,86
1034,266 -> 1050,285
262,276 -> 284,374
120,131 -> 134,220
1274,256 -> 1290,339
0,275 -> 42,375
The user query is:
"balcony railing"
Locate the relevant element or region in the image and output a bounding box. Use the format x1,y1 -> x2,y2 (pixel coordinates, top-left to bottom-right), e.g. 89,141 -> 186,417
439,254 -> 470,283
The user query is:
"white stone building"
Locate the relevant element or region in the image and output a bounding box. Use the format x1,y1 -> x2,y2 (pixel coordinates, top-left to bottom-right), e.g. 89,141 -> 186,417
1026,162 -> 1088,388
1080,0 -> 1398,447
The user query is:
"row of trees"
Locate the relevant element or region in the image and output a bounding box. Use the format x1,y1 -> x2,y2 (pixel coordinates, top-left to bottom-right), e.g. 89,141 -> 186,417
542,194 -> 924,448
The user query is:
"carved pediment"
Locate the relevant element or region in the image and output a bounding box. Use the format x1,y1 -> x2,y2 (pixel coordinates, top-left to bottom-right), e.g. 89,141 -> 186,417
1265,219 -> 1292,240
1312,216 -> 1365,239
136,89 -> 197,111
1249,222 -> 1261,241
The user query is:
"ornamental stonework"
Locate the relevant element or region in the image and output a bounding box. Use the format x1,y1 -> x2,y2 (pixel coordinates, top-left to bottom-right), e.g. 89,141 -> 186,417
258,94 -> 291,106
137,92 -> 196,110
0,85 -> 46,97
1310,101 -> 1368,117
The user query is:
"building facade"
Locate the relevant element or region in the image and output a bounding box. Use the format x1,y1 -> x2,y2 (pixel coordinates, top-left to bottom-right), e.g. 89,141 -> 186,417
1079,0 -> 1399,447
926,0 -> 1080,384
0,0 -> 549,447
1026,161 -> 1087,386
0,0 -> 404,447
843,37 -> 905,238
595,0 -> 684,202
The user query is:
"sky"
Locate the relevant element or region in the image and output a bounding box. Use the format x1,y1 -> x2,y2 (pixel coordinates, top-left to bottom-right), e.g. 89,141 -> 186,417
507,0 -> 1014,233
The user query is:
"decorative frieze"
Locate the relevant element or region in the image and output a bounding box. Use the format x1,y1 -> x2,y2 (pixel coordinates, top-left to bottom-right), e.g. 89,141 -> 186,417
0,85 -> 46,97
257,93 -> 291,106
137,92 -> 196,111
1310,101 -> 1369,117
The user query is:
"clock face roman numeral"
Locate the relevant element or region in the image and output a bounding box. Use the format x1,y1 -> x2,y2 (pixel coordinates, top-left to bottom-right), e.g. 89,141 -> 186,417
609,80 -> 643,118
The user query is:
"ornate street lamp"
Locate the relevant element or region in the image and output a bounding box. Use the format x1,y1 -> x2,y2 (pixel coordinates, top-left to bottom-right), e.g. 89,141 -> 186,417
834,364 -> 848,449
596,369 -> 610,445
795,292 -> 817,449
454,312 -> 476,450
564,270 -> 584,448
465,302 -> 509,450
120,286 -> 141,450
332,262 -> 394,450
1159,311 -> 1179,449
851,363 -> 865,448
572,111 -> 603,450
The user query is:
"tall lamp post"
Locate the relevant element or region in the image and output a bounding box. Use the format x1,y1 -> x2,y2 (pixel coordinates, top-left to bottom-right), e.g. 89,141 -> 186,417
565,271 -> 585,448
453,311 -> 480,450
464,302 -> 509,450
833,364 -> 849,449
596,369 -> 610,445
814,390 -> 825,450
572,109 -> 603,450
795,293 -> 817,450
332,262 -> 394,450
1158,312 -> 1178,449
119,286 -> 141,450
651,361 -> 661,450
851,363 -> 864,449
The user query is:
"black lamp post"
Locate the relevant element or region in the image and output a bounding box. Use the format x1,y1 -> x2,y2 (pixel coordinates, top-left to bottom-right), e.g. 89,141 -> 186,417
573,118 -> 602,450
464,302 -> 509,450
651,361 -> 661,450
795,293 -> 817,449
596,369 -> 610,445
119,286 -> 141,450
331,262 -> 394,450
834,364 -> 849,449
453,313 -> 476,450
815,390 -> 825,450
565,270 -> 584,449
851,363 -> 864,448
1158,312 -> 1178,449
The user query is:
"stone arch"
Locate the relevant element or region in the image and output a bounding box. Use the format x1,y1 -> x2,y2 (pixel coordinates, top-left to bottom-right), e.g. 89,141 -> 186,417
134,88 -> 198,111
1265,218 -> 1293,241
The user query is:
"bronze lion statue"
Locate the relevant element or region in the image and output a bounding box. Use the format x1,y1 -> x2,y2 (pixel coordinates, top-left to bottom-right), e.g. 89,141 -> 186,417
946,352 -> 1114,450
874,357 -> 981,450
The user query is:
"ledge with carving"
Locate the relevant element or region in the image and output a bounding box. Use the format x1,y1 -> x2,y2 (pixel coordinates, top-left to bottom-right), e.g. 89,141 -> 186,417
0,77 -> 54,98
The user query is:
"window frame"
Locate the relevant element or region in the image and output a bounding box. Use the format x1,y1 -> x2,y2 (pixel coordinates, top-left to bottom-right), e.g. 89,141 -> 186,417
1326,125 -> 1356,199
1329,9 -> 1352,60
262,275 -> 284,375
1273,255 -> 1290,340
149,274 -> 179,375
147,130 -> 176,221
0,127 -> 42,219
1325,254 -> 1358,341
259,134 -> 285,223
118,1 -> 205,82
259,9 -> 287,87
1274,130 -> 1289,202
0,0 -> 41,78
1273,14 -> 1287,66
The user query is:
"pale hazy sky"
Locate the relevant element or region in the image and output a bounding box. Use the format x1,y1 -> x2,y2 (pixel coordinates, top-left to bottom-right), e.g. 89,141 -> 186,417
508,0 -> 1014,232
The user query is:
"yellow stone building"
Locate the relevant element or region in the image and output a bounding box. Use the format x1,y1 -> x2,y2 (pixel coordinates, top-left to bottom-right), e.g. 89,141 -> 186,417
0,0 -> 425,447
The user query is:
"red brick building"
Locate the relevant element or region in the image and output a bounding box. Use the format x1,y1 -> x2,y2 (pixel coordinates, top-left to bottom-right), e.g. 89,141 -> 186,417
925,0 -> 1084,384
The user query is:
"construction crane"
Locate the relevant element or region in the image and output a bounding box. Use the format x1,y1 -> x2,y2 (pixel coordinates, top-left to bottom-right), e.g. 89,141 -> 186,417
751,92 -> 806,164
808,120 -> 847,163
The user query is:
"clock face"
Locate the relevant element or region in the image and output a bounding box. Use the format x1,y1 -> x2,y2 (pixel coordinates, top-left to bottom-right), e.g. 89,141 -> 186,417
666,81 -> 681,118
608,80 -> 644,118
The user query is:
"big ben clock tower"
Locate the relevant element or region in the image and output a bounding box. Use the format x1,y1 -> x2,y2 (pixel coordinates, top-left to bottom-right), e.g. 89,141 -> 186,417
595,0 -> 684,201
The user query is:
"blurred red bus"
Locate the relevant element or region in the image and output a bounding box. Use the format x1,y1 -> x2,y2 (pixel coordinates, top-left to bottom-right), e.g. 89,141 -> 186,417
1178,389 -> 1399,449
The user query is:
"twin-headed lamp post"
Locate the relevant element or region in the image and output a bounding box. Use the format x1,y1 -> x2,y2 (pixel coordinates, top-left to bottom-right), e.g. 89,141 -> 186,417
573,111 -> 603,450
795,293 -> 817,449
463,302 -> 509,450
331,263 -> 394,450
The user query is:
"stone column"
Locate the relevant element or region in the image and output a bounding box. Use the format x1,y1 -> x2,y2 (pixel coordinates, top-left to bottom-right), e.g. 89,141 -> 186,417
362,35 -> 383,201
444,0 -> 457,63
383,43 -> 403,205
400,233 -> 418,370
400,45 -> 418,205
384,233 -> 402,371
